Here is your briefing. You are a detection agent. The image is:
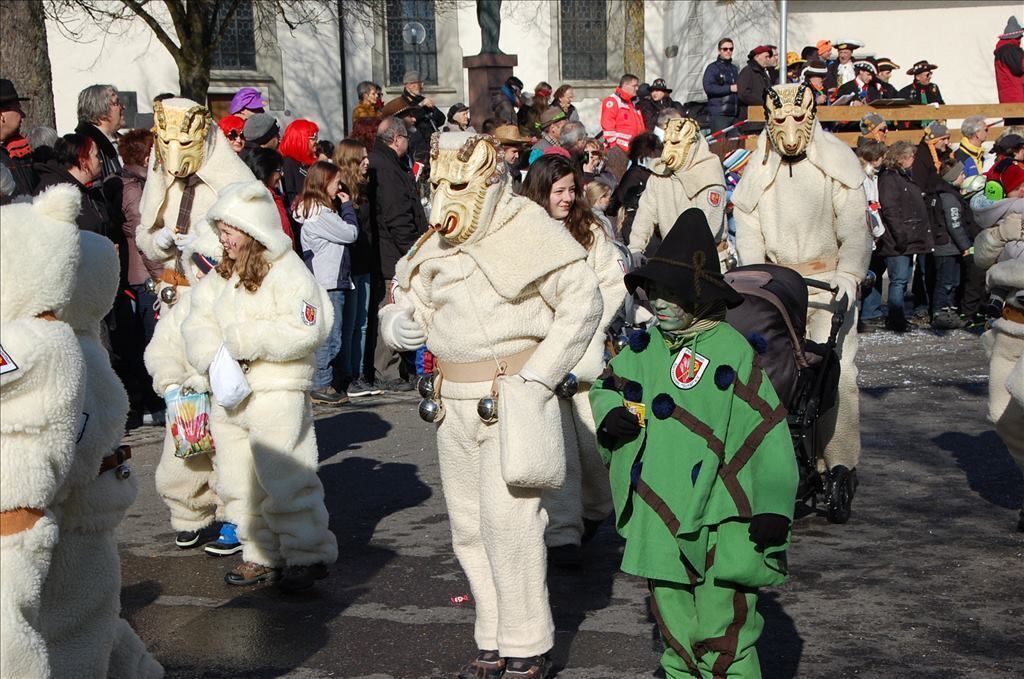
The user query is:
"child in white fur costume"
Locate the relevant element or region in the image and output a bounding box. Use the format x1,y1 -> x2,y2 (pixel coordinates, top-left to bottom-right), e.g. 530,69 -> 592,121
184,181 -> 338,592
145,234 -> 226,545
628,118 -> 728,258
381,132 -> 602,678
973,197 -> 1024,530
733,84 -> 871,484
521,155 -> 624,561
40,232 -> 163,678
0,186 -> 85,679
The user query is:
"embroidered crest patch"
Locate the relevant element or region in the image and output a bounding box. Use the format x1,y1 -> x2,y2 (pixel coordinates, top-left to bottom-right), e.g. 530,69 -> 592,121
0,344 -> 17,375
671,347 -> 709,390
708,190 -> 722,207
302,301 -> 318,326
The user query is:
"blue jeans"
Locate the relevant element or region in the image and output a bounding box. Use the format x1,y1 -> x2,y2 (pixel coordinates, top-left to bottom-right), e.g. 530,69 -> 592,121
885,255 -> 913,323
339,273 -> 371,381
313,290 -> 345,390
932,254 -> 961,312
860,254 -> 886,320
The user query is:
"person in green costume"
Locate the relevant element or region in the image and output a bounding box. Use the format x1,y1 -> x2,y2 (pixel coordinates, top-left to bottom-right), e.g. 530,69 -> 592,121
589,207 -> 798,678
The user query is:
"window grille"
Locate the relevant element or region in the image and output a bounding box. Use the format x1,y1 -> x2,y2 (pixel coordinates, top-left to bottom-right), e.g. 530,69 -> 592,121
386,0 -> 439,86
560,0 -> 608,81
212,1 -> 258,71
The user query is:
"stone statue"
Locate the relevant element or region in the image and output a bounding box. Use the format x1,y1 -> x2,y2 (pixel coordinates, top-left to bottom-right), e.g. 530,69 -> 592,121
477,0 -> 503,54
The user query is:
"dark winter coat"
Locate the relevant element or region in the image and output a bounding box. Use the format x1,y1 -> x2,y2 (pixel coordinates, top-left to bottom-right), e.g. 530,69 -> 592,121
834,78 -> 884,105
702,58 -> 740,118
995,37 -> 1024,103
897,81 -> 945,130
367,139 -> 427,279
638,96 -> 684,131
490,86 -> 518,125
911,141 -> 952,193
0,135 -> 38,198
877,79 -> 899,99
607,164 -> 653,245
930,183 -> 973,256
74,122 -> 122,181
737,60 -> 773,108
876,166 -> 934,257
400,88 -> 446,142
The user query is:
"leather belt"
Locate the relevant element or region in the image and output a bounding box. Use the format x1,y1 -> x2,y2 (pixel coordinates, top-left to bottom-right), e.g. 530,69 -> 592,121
160,268 -> 191,287
775,257 -> 838,277
99,445 -> 132,476
0,507 -> 44,536
436,347 -> 536,383
37,310 -> 58,321
1002,305 -> 1024,325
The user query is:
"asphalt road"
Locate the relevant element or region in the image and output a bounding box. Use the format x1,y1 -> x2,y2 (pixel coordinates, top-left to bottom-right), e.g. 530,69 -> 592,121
117,326 -> 1024,679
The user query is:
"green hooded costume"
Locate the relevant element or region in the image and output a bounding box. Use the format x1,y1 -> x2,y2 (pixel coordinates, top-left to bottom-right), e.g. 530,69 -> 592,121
590,208 -> 798,678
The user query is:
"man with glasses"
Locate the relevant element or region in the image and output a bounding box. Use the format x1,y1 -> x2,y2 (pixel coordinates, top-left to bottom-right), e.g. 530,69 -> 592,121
703,38 -> 741,135
74,84 -> 126,180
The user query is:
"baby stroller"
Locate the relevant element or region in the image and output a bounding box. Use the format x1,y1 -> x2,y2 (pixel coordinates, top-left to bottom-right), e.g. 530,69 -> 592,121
723,264 -> 853,524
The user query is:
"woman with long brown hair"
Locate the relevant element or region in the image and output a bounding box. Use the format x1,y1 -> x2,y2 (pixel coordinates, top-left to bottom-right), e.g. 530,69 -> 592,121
184,181 -> 338,592
331,139 -> 380,397
521,155 -> 627,566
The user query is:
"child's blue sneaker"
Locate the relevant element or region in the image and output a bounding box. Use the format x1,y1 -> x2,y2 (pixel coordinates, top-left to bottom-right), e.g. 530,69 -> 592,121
204,522 -> 243,557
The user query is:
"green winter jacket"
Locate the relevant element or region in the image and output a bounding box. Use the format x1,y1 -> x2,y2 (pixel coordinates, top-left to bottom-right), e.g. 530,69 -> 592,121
590,323 -> 798,588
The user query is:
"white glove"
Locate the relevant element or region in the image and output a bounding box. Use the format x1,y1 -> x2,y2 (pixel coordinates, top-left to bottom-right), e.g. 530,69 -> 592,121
829,272 -> 859,313
181,373 -> 210,394
174,231 -> 198,250
163,383 -> 181,396
392,310 -> 427,350
154,226 -> 175,250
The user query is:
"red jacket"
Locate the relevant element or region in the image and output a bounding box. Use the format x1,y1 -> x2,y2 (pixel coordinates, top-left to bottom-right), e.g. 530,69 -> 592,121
601,88 -> 645,153
995,37 -> 1024,103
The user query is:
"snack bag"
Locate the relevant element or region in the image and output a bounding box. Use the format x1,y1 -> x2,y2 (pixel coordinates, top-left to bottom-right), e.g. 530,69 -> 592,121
165,386 -> 215,458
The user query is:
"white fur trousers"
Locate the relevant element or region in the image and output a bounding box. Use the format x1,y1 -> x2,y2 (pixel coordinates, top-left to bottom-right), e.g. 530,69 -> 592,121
0,515 -> 57,679
807,291 -> 861,470
436,398 -> 555,658
210,391 -> 337,567
983,327 -> 1024,470
544,389 -> 613,547
155,428 -> 222,532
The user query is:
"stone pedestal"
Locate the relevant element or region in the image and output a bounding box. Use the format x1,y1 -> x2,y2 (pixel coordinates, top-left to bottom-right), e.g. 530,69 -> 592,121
463,53 -> 518,130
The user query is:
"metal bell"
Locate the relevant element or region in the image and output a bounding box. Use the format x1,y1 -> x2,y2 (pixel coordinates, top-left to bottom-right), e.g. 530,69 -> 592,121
556,373 -> 579,399
115,464 -> 131,480
861,269 -> 877,290
417,373 -> 436,399
614,334 -> 629,353
144,277 -> 158,294
477,396 -> 498,424
724,253 -> 739,271
418,398 -> 445,423
159,285 -> 178,306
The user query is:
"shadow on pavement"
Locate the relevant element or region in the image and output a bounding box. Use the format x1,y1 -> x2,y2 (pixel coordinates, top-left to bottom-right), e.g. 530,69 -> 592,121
757,590 -> 802,679
934,429 -> 1024,510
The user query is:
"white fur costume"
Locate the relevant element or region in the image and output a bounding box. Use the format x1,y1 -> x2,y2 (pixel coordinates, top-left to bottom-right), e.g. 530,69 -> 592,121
545,222 -> 626,547
144,241 -> 224,533
183,182 -> 338,569
733,97 -> 870,471
975,203 -> 1024,470
628,132 -> 727,256
380,132 -> 602,657
39,233 -> 163,678
0,186 -> 85,679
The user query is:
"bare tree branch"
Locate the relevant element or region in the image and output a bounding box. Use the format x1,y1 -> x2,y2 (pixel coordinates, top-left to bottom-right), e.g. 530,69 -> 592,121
119,0 -> 183,61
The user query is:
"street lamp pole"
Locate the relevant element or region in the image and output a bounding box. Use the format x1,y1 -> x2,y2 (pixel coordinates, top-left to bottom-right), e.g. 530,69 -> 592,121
779,0 -> 788,85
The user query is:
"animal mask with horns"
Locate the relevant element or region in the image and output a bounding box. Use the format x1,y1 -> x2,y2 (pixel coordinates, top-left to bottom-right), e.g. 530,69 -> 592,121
764,84 -> 816,158
428,132 -> 508,245
152,99 -> 213,178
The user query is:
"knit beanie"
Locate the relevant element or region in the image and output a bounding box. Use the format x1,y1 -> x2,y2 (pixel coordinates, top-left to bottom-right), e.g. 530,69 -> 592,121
859,112 -> 886,135
924,122 -> 949,141
1000,15 -> 1023,40
206,180 -> 293,259
941,160 -> 965,184
244,113 -> 280,146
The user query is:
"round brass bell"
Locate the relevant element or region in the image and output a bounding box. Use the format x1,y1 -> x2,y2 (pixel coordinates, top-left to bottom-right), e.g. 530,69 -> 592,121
477,396 -> 498,424
556,373 -> 579,399
418,398 -> 445,423
159,285 -> 178,306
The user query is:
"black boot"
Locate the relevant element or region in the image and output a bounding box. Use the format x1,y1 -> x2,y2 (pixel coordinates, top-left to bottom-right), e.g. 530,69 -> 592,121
278,563 -> 329,592
457,650 -> 505,679
502,655 -> 551,678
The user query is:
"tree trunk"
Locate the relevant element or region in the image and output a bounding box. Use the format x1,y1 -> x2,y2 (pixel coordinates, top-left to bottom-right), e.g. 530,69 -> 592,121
623,0 -> 644,82
176,57 -> 212,104
0,0 -> 56,129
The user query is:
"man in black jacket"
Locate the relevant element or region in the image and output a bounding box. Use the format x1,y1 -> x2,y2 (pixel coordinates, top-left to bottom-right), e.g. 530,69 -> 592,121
398,71 -> 446,145
74,84 -> 125,180
0,79 -> 37,198
703,38 -> 741,134
365,116 -> 428,390
737,45 -> 774,133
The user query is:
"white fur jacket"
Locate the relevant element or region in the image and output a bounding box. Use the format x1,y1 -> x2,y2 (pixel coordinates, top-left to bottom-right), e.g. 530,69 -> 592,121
381,188 -> 602,397
184,253 -> 332,393
976,209 -> 1024,340
733,123 -> 871,281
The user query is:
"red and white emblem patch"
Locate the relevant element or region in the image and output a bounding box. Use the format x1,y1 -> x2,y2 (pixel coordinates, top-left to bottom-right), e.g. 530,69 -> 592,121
302,301 -> 318,326
671,347 -> 709,390
0,344 -> 17,375
708,190 -> 722,207
605,100 -> 614,108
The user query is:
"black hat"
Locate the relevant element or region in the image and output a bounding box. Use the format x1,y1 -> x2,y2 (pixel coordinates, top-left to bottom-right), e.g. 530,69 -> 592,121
907,60 -> 938,76
447,102 -> 469,123
505,76 -> 524,92
625,208 -> 743,308
650,78 -> 673,94
0,79 -> 30,109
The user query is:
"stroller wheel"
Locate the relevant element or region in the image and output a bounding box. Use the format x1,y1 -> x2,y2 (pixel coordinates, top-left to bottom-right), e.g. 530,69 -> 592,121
826,465 -> 856,524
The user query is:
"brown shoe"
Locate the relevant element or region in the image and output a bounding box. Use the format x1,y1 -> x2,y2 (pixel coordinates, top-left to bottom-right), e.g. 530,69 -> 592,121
225,561 -> 280,586
502,655 -> 551,678
457,650 -> 505,679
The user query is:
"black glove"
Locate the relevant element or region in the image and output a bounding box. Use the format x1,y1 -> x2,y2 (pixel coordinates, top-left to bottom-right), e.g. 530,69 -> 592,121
598,407 -> 641,447
748,513 -> 790,550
